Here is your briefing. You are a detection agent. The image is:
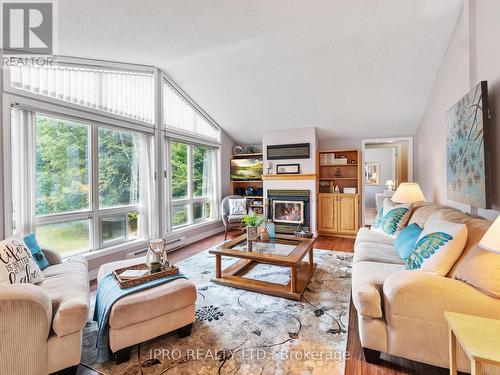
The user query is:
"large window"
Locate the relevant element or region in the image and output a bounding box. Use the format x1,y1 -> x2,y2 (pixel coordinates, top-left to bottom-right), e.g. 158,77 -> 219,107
98,128 -> 141,208
11,109 -> 151,256
169,140 -> 217,229
163,81 -> 220,141
35,115 -> 92,252
35,115 -> 90,216
97,127 -> 145,245
5,58 -> 223,257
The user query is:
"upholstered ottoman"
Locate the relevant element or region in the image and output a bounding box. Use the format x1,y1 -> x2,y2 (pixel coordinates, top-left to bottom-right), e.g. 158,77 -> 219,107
97,258 -> 197,363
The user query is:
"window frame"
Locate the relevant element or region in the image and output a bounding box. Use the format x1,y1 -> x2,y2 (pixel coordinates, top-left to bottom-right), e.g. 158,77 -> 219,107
4,93 -> 154,256
165,137 -> 220,233
2,56 -> 225,259
161,73 -> 222,144
3,57 -> 158,130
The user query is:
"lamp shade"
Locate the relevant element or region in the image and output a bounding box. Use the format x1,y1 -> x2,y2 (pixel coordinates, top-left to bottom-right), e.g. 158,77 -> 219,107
479,215 -> 500,254
385,180 -> 394,186
391,182 -> 425,203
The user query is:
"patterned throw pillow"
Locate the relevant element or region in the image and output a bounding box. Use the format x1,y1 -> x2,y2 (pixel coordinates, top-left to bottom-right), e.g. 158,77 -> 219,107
371,199 -> 412,238
406,219 -> 468,276
23,233 -> 50,270
228,198 -> 247,215
394,223 -> 423,260
0,238 -> 45,285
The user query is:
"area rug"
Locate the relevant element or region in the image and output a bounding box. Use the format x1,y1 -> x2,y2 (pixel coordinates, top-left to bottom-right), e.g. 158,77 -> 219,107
82,249 -> 353,375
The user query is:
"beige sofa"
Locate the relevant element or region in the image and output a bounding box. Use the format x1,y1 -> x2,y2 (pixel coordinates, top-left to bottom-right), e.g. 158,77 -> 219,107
0,249 -> 90,375
352,202 -> 500,374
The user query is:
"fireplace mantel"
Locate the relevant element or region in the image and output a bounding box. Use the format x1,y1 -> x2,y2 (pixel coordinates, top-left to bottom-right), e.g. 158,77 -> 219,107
262,173 -> 317,181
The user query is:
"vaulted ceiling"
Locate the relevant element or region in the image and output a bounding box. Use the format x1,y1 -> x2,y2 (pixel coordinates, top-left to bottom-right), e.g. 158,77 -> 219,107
58,0 -> 463,143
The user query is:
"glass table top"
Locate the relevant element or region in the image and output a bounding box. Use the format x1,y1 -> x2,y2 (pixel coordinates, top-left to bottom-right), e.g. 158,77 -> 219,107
230,238 -> 300,257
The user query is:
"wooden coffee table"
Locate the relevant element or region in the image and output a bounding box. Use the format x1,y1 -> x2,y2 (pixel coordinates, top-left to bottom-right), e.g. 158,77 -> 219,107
209,234 -> 317,300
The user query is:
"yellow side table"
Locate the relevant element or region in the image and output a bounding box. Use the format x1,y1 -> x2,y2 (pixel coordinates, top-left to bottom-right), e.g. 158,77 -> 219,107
445,311 -> 500,375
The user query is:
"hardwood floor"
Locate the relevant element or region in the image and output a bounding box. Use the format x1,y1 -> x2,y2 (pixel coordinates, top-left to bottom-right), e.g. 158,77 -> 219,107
80,230 -> 454,375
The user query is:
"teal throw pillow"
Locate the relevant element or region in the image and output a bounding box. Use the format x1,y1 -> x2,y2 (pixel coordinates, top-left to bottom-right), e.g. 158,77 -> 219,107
371,199 -> 412,238
23,233 -> 50,270
394,223 -> 423,260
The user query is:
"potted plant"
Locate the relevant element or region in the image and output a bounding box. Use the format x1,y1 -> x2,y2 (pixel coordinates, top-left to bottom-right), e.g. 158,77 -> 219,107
241,211 -> 263,242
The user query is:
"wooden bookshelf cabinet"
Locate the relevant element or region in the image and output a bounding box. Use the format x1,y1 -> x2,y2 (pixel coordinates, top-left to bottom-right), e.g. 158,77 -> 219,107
230,153 -> 264,216
317,149 -> 361,237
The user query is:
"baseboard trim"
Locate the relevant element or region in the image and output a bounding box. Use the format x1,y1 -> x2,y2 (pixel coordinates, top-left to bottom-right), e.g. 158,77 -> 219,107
87,225 -> 225,281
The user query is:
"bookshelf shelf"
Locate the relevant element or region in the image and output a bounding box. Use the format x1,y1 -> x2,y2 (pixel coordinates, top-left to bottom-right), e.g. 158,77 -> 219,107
317,149 -> 361,238
232,152 -> 263,158
319,177 -> 358,180
320,164 -> 358,167
230,153 -> 264,216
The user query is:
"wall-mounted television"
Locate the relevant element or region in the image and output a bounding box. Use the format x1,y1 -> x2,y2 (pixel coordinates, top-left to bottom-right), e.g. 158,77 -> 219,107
231,159 -> 263,181
267,143 -> 310,160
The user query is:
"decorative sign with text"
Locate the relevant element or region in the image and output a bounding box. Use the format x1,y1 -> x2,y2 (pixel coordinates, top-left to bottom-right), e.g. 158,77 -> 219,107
0,239 -> 44,285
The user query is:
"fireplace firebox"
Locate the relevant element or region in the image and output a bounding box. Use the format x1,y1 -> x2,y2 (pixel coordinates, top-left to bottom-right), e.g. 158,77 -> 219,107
267,190 -> 310,234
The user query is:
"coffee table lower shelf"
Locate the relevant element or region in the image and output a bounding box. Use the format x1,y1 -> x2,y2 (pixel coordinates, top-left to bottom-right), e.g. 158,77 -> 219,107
211,259 -> 317,300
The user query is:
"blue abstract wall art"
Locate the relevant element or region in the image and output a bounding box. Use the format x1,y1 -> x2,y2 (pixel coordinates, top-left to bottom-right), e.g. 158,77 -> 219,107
446,81 -> 492,209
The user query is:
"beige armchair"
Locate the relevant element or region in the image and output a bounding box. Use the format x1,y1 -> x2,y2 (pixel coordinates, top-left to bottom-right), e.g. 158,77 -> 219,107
221,195 -> 247,240
0,248 -> 90,375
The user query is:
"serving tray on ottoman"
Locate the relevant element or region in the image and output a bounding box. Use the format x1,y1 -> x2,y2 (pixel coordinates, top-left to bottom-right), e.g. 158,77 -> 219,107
112,263 -> 179,289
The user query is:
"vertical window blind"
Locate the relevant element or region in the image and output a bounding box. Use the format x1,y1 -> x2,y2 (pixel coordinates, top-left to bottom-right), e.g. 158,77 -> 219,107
8,64 -> 155,124
163,80 -> 220,141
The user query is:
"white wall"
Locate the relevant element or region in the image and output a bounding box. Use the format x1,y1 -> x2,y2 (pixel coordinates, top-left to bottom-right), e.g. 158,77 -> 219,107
364,147 -> 395,208
263,127 -> 317,174
414,0 -> 499,221
262,127 -> 318,233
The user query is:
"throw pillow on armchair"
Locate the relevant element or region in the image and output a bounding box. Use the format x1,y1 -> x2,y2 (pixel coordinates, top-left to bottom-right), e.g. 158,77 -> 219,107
228,198 -> 247,215
0,238 -> 44,285
23,233 -> 50,270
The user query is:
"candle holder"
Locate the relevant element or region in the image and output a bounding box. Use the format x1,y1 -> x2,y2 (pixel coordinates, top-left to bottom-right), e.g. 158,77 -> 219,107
146,238 -> 171,272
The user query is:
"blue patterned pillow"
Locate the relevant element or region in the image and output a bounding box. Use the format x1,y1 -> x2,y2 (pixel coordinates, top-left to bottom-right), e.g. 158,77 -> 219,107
371,199 -> 412,238
405,219 -> 468,276
372,207 -> 384,230
23,234 -> 50,270
394,223 -> 423,260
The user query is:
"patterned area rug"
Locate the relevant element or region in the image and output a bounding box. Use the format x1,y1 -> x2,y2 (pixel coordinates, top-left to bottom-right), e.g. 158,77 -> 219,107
82,249 -> 353,375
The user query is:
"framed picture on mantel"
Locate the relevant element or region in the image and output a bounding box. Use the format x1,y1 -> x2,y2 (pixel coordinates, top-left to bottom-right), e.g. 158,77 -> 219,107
276,163 -> 300,174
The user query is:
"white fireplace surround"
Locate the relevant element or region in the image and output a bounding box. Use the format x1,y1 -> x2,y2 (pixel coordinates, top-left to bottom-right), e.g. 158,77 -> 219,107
263,179 -> 317,234
262,127 -> 319,233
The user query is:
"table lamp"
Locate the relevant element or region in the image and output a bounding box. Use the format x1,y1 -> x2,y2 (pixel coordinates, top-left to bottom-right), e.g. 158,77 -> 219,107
385,180 -> 395,192
479,215 -> 500,253
391,182 -> 425,203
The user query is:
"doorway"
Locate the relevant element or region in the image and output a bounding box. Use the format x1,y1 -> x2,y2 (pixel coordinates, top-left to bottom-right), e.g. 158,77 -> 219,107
361,137 -> 413,226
